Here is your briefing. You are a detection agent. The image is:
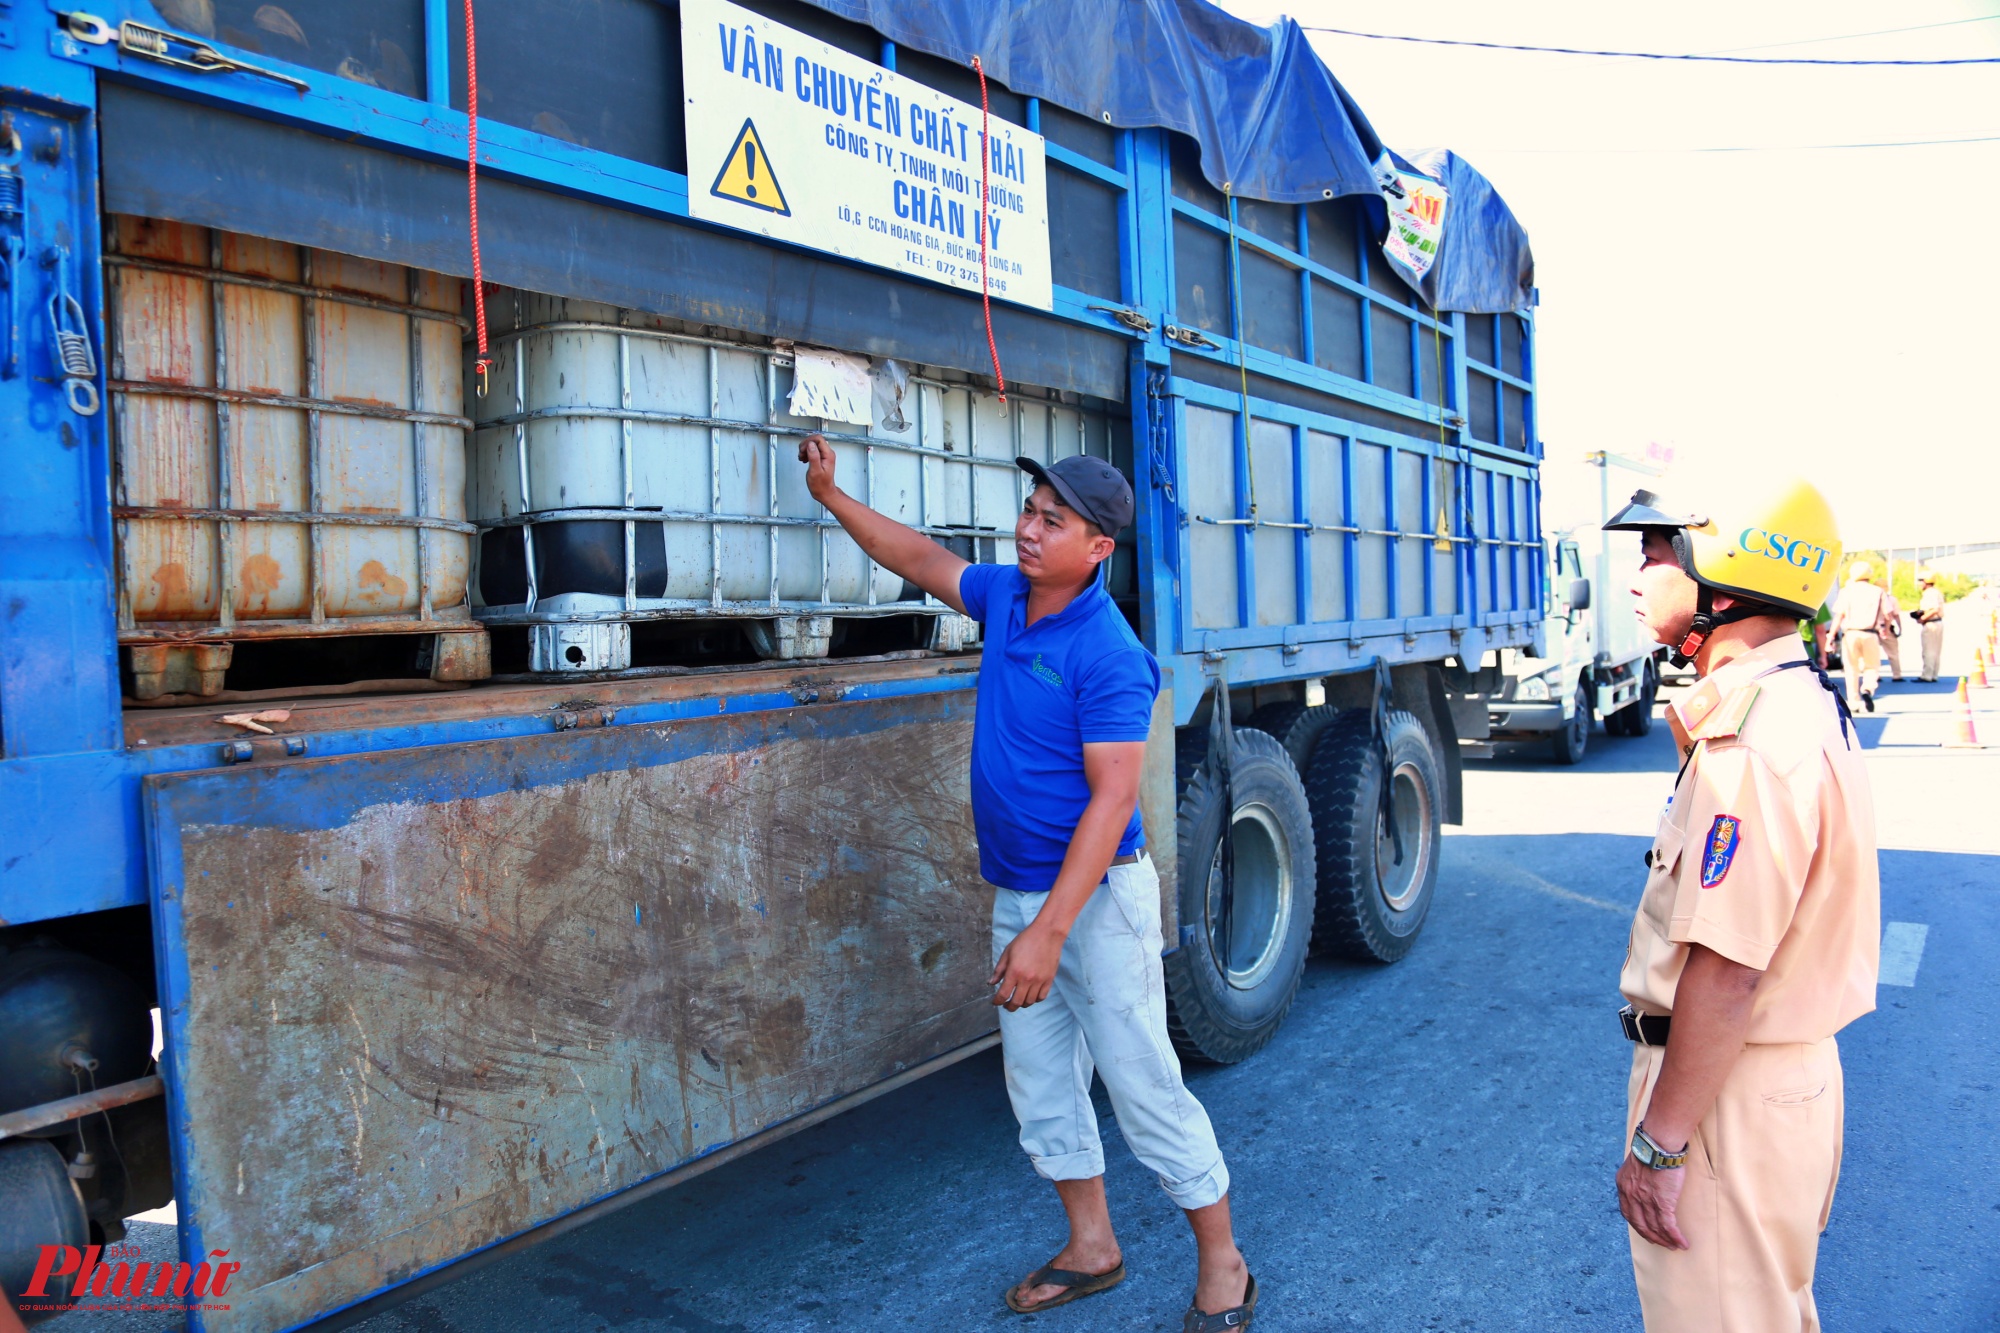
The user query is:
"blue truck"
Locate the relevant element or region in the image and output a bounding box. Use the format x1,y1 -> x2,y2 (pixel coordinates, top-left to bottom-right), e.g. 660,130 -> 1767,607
0,1 -> 1542,1326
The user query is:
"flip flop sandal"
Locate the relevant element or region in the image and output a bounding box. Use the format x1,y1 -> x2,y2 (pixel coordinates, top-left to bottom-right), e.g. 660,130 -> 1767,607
1181,1271 -> 1258,1332
1003,1261 -> 1127,1314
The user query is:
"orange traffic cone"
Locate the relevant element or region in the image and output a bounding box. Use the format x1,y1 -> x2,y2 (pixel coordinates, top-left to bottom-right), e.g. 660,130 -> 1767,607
1946,679 -> 1984,748
1976,650 -> 1992,690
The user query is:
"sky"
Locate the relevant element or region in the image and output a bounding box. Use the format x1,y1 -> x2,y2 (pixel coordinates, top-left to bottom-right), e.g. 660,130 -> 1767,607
1219,1 -> 2000,548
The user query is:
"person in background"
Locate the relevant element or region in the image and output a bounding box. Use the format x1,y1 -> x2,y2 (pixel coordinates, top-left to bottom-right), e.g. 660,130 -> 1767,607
1828,561 -> 1890,712
1879,587 -> 1905,682
1915,569 -> 1947,682
1800,601 -> 1831,670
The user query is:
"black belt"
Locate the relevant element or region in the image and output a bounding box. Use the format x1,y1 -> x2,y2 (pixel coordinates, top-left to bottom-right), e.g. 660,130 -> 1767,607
1620,1004 -> 1671,1046
1111,852 -> 1141,867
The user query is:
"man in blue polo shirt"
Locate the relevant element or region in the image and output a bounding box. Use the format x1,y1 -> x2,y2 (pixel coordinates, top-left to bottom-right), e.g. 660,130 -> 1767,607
799,435 -> 1254,1331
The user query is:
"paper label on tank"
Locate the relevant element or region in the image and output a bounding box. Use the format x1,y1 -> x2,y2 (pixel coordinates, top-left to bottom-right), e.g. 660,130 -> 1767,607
788,345 -> 874,424
683,0 -> 1054,311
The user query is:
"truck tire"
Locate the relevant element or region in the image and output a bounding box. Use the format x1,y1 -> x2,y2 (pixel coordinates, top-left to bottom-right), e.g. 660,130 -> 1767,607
1603,692 -> 1632,737
1550,684 -> 1591,764
1243,701 -> 1343,776
1614,662 -> 1657,737
1304,709 -> 1443,962
0,1138 -> 88,1304
1164,728 -> 1316,1064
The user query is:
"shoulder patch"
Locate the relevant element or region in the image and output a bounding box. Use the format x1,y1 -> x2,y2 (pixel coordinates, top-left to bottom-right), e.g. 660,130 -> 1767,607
1672,679 -> 1721,735
1678,682 -> 1761,742
1699,815 -> 1742,888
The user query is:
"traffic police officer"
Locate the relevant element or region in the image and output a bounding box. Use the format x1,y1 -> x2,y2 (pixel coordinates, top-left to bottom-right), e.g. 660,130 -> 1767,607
1604,473 -> 1879,1333
1914,569 -> 1946,681
1829,560 -> 1893,711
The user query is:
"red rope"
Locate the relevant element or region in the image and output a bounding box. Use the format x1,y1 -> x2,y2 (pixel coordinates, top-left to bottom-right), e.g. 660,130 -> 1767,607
464,0 -> 492,396
970,55 -> 1006,403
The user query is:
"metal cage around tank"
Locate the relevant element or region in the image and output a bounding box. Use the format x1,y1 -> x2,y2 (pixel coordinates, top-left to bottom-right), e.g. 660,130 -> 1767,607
105,215 -> 479,644
465,293 -> 1121,659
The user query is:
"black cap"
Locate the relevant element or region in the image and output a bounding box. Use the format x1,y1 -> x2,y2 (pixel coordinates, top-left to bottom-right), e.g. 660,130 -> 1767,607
1015,455 -> 1135,538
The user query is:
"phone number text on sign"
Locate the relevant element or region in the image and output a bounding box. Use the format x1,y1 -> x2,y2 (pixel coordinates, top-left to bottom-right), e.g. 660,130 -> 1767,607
682,0 -> 1053,311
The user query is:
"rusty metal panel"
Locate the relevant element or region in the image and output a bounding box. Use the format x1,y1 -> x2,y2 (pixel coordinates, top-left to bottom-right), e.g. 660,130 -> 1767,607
107,215 -> 475,641
146,689 -> 989,1332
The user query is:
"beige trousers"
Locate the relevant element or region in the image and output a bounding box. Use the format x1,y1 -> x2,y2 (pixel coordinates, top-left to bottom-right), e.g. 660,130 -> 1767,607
1840,631 -> 1882,706
1920,621 -> 1945,680
1883,629 -> 1903,679
1626,1038 -> 1844,1333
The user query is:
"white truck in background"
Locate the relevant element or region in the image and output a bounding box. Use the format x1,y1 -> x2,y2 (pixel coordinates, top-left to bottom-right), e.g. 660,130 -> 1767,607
1472,530 -> 1662,763
1449,451 -> 1669,765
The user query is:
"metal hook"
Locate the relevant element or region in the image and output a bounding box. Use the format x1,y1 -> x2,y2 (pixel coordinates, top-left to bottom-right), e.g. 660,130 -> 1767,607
43,247 -> 101,416
63,13 -> 309,93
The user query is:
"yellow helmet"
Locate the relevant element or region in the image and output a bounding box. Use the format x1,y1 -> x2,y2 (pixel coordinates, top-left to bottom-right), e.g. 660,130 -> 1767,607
1604,471 -> 1841,622
1918,568 -> 1937,584
1848,560 -> 1874,583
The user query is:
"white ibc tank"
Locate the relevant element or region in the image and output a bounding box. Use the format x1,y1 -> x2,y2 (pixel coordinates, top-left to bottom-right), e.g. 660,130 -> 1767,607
468,293 -> 1113,668
107,216 -> 475,643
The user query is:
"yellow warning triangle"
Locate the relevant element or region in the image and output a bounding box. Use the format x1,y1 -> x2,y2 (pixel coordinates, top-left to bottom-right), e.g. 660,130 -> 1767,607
709,119 -> 790,216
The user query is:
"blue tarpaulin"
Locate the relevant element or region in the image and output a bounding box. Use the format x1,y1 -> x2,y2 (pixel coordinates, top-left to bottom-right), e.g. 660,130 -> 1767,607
1407,148 -> 1536,316
803,0 -> 1534,312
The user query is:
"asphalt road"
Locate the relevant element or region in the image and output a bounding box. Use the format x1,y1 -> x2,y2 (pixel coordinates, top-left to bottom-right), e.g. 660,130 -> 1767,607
68,645 -> 2000,1332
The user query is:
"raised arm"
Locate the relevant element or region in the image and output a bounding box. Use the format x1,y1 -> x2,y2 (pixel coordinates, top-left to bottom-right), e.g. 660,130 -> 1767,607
799,433 -> 969,613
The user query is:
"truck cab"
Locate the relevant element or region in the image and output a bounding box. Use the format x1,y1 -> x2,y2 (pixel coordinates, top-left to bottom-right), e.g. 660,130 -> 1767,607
1459,532 -> 1662,763
1482,535 -> 1595,761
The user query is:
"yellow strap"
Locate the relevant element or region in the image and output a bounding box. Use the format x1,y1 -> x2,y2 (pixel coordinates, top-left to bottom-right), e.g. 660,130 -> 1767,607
1432,315 -> 1452,551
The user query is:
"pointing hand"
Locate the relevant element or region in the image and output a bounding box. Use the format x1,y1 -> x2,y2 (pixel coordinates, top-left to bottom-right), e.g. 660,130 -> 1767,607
798,433 -> 838,505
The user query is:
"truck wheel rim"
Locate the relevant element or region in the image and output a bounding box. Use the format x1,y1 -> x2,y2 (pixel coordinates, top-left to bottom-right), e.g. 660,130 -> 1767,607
1375,762 -> 1433,912
1205,801 -> 1293,990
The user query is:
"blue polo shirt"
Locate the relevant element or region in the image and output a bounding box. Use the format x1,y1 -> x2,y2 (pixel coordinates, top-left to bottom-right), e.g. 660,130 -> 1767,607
958,564 -> 1160,892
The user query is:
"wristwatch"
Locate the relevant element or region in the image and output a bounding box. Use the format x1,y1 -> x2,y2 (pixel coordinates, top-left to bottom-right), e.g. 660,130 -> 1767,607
1630,1124 -> 1688,1171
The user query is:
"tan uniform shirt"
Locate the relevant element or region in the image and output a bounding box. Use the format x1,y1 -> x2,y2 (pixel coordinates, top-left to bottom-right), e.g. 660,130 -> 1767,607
1829,580 -> 1888,638
1918,586 -> 1946,622
1621,636 -> 1879,1045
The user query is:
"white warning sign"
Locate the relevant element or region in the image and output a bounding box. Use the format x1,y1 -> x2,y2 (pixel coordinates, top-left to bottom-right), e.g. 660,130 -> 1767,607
682,0 -> 1053,310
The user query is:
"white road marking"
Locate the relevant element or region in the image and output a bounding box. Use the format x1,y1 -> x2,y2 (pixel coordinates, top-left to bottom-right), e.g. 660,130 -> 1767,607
1492,864 -> 1626,914
1879,922 -> 1929,987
